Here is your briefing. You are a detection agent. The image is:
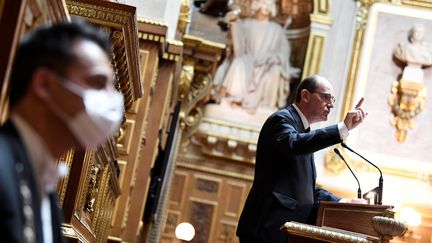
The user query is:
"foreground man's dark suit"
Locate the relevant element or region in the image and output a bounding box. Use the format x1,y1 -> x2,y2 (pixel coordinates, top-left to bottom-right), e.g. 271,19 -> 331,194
0,122 -> 64,243
236,105 -> 342,243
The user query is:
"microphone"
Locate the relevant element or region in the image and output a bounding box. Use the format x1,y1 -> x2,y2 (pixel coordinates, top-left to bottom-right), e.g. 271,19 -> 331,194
341,142 -> 383,205
334,148 -> 362,199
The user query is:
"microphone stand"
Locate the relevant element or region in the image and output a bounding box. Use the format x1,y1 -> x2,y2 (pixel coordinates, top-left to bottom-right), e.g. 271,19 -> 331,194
341,142 -> 383,205
334,148 -> 361,199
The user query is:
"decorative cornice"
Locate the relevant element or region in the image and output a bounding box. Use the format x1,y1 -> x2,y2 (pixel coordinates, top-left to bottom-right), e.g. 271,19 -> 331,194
137,17 -> 168,27
183,35 -> 225,52
66,1 -> 130,26
176,162 -> 254,181
137,17 -> 167,44
136,18 -> 183,62
191,117 -> 259,163
162,39 -> 183,62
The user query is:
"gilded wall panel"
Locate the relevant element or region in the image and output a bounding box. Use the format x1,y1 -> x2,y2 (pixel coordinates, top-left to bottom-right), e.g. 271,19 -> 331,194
57,149 -> 76,207
302,32 -> 326,79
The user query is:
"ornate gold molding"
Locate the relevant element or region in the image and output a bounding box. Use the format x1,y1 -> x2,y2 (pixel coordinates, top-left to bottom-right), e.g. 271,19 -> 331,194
302,32 -> 326,78
179,35 -> 224,147
388,81 -> 426,142
84,163 -> 102,214
313,0 -> 331,15
181,73 -> 212,145
112,30 -> 134,111
75,149 -> 95,219
302,0 -> 332,79
57,149 -> 76,207
340,0 -> 376,119
401,0 -> 432,8
281,221 -> 379,243
66,1 -> 128,26
311,0 -> 333,25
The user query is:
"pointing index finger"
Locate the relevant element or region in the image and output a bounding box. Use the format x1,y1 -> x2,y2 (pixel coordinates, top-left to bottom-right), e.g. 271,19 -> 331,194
355,97 -> 364,109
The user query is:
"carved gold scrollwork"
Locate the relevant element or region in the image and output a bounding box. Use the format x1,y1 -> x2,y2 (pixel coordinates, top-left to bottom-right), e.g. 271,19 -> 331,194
388,80 -> 426,142
85,163 -> 102,214
179,64 -> 194,100
180,70 -> 212,146
355,0 -> 378,29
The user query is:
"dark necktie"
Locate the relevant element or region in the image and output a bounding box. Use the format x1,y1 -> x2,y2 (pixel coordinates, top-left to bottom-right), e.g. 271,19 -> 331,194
305,127 -> 311,133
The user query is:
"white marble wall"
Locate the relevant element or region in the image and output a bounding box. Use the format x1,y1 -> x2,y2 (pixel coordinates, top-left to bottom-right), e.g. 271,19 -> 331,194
124,0 -> 182,40
313,0 -> 357,126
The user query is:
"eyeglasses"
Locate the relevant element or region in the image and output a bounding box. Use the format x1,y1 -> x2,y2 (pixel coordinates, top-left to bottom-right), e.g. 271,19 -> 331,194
314,91 -> 335,104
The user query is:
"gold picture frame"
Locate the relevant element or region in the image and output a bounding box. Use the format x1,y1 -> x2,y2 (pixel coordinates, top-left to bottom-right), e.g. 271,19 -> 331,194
342,2 -> 432,184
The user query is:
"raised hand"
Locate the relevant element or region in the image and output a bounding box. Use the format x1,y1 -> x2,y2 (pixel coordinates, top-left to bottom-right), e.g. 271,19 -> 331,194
344,97 -> 368,130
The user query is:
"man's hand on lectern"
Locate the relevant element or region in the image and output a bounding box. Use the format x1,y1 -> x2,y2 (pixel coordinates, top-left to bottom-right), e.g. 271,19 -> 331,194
339,198 -> 367,204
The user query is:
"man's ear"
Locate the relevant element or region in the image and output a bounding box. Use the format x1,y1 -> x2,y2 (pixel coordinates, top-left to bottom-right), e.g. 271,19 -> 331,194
301,89 -> 310,103
31,68 -> 56,101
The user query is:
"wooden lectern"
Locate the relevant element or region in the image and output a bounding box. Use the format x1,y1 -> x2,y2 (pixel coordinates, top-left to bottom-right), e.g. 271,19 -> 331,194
281,202 -> 406,243
316,202 -> 391,237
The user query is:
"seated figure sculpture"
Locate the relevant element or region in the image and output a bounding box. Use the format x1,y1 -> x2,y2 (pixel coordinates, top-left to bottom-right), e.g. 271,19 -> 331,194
213,0 -> 299,114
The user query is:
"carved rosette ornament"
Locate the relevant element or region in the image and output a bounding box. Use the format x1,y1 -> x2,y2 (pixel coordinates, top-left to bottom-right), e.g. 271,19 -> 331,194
388,80 -> 426,142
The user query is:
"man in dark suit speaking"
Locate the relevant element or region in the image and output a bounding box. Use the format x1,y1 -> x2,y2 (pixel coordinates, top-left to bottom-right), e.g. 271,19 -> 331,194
0,20 -> 124,242
236,75 -> 367,243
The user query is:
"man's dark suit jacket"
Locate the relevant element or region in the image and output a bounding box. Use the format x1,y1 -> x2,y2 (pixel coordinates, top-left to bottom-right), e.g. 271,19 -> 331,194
236,105 -> 342,243
0,121 -> 64,243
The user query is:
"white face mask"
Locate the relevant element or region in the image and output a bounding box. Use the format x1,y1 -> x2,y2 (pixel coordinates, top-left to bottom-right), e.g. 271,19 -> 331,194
54,80 -> 124,149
